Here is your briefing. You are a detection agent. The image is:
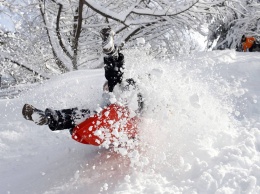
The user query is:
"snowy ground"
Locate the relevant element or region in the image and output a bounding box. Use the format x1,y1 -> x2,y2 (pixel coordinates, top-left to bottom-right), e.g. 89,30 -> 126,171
0,49 -> 260,194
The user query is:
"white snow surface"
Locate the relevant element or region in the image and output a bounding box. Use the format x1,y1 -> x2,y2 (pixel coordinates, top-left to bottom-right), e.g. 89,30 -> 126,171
0,49 -> 260,194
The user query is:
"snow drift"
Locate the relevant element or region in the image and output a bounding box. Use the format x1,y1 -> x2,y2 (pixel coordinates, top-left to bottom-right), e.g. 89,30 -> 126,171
0,49 -> 260,194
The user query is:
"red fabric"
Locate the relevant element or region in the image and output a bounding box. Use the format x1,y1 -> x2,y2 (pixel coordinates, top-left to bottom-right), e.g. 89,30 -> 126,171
71,104 -> 139,145
243,37 -> 255,52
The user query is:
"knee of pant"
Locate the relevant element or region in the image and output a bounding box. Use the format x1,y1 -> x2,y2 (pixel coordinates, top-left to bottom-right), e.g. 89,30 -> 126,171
45,108 -> 60,131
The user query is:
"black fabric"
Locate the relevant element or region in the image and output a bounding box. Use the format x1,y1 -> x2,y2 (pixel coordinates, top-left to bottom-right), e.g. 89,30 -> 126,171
249,41 -> 256,52
100,27 -> 112,41
241,35 -> 246,43
104,53 -> 124,92
46,108 -> 90,131
250,42 -> 260,52
125,78 -> 136,89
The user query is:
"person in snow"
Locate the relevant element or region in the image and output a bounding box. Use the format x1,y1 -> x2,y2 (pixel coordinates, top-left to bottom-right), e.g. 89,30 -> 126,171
22,27 -> 143,134
241,35 -> 260,52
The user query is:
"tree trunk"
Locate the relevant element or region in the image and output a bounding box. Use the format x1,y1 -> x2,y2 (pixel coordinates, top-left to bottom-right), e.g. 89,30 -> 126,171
39,0 -> 69,73
72,0 -> 84,70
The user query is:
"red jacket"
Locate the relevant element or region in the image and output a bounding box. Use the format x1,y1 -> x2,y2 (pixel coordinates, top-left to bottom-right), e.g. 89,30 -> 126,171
242,37 -> 255,52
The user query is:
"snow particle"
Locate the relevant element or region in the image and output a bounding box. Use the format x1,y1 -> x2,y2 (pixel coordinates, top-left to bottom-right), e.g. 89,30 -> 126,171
235,111 -> 240,116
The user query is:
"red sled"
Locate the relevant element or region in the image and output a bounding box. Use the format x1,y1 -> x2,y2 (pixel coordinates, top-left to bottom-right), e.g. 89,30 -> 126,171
71,104 -> 139,146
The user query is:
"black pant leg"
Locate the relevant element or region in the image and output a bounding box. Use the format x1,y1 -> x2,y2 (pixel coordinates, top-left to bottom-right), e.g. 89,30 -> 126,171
108,80 -> 116,92
46,108 -> 90,131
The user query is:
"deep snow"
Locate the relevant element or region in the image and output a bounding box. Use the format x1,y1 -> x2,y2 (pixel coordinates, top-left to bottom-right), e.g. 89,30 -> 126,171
0,49 -> 260,194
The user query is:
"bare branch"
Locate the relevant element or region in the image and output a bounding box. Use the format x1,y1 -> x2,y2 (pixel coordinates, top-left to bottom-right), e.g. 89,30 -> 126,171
38,0 -> 69,72
3,58 -> 49,80
55,2 -> 73,60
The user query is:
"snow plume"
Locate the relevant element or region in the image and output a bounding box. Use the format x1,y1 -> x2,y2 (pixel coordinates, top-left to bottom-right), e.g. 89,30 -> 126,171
78,48 -> 256,193
111,49 -> 260,193
121,49 -> 234,167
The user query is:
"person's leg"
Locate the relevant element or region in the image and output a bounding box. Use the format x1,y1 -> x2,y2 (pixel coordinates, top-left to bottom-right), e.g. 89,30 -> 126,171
107,79 -> 118,92
22,104 -> 90,131
46,107 -> 90,131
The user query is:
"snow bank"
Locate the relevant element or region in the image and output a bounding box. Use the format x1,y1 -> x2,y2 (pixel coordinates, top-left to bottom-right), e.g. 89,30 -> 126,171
0,49 -> 259,193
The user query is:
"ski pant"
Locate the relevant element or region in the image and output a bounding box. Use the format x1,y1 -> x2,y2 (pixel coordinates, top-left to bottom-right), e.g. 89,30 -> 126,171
46,107 -> 91,133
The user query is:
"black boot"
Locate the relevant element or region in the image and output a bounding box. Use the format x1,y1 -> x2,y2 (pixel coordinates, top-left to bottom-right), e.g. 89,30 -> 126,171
22,104 -> 49,125
100,27 -> 118,58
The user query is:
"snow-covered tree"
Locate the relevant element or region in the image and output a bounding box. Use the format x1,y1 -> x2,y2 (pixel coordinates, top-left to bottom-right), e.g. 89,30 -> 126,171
37,0 -> 217,69
1,0 -> 233,84
1,0 -> 54,83
207,0 -> 260,50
